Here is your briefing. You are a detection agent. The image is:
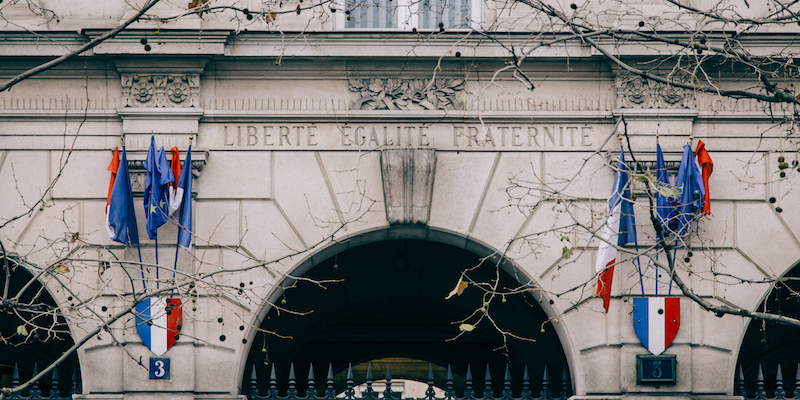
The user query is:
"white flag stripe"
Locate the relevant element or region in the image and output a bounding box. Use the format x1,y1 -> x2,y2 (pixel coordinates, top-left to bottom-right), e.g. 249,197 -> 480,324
151,297 -> 168,356
595,202 -> 622,272
648,297 -> 666,355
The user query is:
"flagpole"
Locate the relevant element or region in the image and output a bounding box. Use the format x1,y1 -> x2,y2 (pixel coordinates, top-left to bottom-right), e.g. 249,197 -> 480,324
655,131 -> 659,297
171,139 -> 184,295
618,121 -> 645,296
119,131 -> 146,293
155,235 -> 159,290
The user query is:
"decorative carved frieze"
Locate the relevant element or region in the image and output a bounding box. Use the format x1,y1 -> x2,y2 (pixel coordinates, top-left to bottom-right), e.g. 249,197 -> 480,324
121,74 -> 200,108
615,75 -> 693,109
349,78 -> 464,111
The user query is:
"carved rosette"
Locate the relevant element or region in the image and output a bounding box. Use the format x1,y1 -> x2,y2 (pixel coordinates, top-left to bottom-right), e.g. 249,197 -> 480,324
122,74 -> 200,107
349,78 -> 464,111
615,74 -> 694,109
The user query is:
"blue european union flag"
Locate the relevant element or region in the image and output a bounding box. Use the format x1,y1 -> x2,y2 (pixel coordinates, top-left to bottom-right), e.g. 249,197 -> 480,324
612,148 -> 637,246
675,143 -> 705,238
655,144 -> 677,236
108,147 -> 139,244
144,136 -> 175,240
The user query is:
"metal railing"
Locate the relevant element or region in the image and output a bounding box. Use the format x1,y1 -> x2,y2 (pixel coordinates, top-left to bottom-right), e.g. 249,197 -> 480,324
5,364 -> 80,400
247,363 -> 571,400
737,365 -> 800,400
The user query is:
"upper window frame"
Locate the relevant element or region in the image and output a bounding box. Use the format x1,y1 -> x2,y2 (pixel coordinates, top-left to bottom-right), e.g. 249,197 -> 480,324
333,0 -> 481,31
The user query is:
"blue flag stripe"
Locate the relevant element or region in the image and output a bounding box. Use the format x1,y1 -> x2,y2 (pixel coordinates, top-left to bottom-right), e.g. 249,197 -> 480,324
135,299 -> 152,349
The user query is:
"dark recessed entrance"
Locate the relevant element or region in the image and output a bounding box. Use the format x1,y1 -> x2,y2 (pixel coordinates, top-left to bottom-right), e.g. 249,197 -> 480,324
0,255 -> 80,395
243,239 -> 569,396
736,263 -> 800,397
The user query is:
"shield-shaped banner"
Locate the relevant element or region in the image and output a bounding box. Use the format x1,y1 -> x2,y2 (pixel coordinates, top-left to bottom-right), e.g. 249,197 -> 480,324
633,297 -> 680,355
134,297 -> 182,356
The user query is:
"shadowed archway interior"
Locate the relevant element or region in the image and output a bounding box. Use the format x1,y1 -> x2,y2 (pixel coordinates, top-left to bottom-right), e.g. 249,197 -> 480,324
736,263 -> 800,396
0,256 -> 79,395
243,239 -> 569,396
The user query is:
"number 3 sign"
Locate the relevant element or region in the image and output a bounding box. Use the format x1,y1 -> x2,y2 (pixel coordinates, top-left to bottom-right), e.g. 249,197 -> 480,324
149,358 -> 171,380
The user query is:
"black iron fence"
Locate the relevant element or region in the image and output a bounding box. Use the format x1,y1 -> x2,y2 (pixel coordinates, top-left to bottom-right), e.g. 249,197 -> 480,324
4,364 -> 80,400
737,365 -> 800,400
246,363 -> 571,400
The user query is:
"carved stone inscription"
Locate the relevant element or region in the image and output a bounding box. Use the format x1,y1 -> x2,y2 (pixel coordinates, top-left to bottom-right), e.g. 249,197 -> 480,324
218,124 -> 597,150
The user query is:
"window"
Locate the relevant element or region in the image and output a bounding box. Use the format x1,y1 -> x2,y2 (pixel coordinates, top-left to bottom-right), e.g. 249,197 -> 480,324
335,0 -> 479,30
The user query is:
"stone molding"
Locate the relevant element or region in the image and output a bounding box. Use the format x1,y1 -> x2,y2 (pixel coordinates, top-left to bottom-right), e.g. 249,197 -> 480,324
349,78 -> 464,111
122,74 -> 200,108
615,74 -> 694,109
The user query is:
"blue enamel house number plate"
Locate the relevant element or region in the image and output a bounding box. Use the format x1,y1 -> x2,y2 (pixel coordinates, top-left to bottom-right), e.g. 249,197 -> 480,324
149,357 -> 171,380
636,354 -> 676,385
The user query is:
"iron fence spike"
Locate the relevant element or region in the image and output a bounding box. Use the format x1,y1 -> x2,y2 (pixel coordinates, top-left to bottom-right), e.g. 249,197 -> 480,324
521,365 -> 531,400
12,363 -> 20,386
347,364 -> 354,381
755,365 -> 766,400
50,368 -> 60,398
70,365 -> 80,395
249,365 -> 260,399
794,364 -> 800,399
384,364 -> 393,400
345,363 -> 355,400
736,365 -> 746,398
287,363 -> 298,399
541,366 -> 551,400
325,363 -> 336,399
775,364 -> 786,400
307,364 -> 318,398
483,365 -> 493,399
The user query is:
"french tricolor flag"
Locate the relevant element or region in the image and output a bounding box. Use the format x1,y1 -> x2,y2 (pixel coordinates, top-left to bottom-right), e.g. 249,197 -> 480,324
134,297 -> 182,356
633,297 -> 680,355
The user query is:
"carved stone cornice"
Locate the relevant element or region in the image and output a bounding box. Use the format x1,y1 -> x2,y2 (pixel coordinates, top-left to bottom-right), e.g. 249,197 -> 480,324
615,74 -> 694,109
122,74 -> 200,108
349,78 -> 464,111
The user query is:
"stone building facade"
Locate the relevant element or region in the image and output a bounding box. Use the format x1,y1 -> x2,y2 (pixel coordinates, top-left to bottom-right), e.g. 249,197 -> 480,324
1,2 -> 799,400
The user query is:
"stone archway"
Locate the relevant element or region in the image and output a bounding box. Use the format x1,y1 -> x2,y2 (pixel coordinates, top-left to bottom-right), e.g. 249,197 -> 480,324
241,235 -> 570,396
735,262 -> 800,397
0,255 -> 80,395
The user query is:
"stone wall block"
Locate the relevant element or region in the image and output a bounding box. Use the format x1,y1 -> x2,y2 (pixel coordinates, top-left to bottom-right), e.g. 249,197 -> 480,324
274,152 -> 341,244
197,152 -> 270,199
317,152 -> 387,229
428,152 -> 496,234
735,202 -> 800,279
